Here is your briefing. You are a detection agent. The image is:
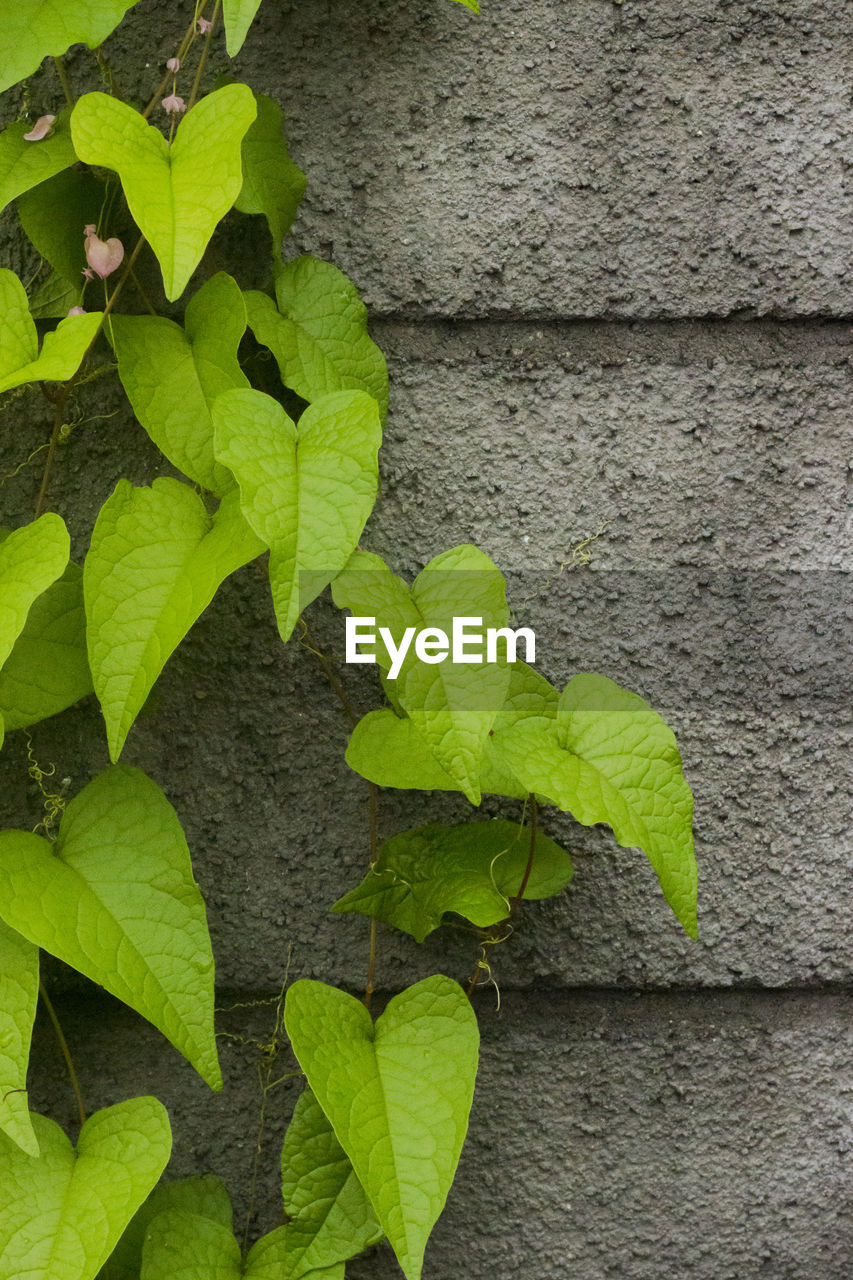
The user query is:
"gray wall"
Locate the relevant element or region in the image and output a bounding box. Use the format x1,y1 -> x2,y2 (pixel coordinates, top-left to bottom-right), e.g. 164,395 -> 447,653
2,0 -> 851,1275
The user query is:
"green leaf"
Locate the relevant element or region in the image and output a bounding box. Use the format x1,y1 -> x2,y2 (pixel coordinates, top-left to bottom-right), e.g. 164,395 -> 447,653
452,0 -> 480,11
332,818 -> 572,942
0,1097 -> 171,1280
0,111 -> 77,214
0,559 -> 92,731
280,1088 -> 383,1274
0,514 -> 69,675
113,273 -> 248,494
346,658 -> 558,800
285,975 -> 479,1280
494,672 -> 698,936
222,0 -> 264,57
139,1210 -> 346,1280
0,267 -> 100,392
213,387 -> 382,642
332,547 -> 511,803
0,918 -> 39,1155
18,168 -> 106,287
141,1209 -> 242,1280
0,765 -> 223,1088
245,257 -> 388,419
235,94 -> 306,249
71,87 -> 257,301
110,1175 -> 233,1280
0,1 -> 140,94
28,269 -> 81,320
85,479 -> 264,761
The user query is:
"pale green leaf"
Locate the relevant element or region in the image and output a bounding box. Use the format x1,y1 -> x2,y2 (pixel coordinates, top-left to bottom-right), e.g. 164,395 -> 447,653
452,0 -> 480,11
280,1088 -> 383,1275
0,111 -> 76,214
85,479 -> 264,761
0,765 -> 223,1088
494,672 -> 698,936
0,268 -> 100,393
285,975 -> 479,1280
0,918 -> 39,1155
245,257 -> 388,418
332,818 -> 572,942
141,1209 -> 241,1280
0,1 -> 140,94
113,273 -> 248,494
18,167 -> 106,286
345,661 -> 557,800
332,546 -> 510,803
223,0 -> 264,57
213,387 -> 382,642
71,88 -> 257,301
110,1175 -> 232,1280
244,1227 -> 344,1280
0,513 -> 69,672
235,93 -> 306,248
0,1097 -> 171,1280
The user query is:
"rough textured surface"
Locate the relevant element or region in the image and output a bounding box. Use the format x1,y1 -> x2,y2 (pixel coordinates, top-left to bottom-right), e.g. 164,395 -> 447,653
27,988 -> 853,1280
0,0 -> 850,1275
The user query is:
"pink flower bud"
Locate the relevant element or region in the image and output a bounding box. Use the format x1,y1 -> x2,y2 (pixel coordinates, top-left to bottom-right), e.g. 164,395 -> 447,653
82,267 -> 95,281
166,57 -> 180,72
198,17 -> 212,33
83,224 -> 97,237
23,114 -> 55,142
161,93 -> 187,115
67,306 -> 86,316
84,232 -> 124,279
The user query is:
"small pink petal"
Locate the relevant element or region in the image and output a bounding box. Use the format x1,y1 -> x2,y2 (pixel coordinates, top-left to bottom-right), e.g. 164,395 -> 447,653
83,223 -> 97,237
23,114 -> 55,142
81,267 -> 95,280
161,93 -> 187,115
166,57 -> 180,72
67,306 -> 86,316
198,17 -> 212,33
84,233 -> 124,279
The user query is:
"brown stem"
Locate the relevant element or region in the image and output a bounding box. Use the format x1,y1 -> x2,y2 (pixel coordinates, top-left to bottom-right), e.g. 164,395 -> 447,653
142,2 -> 209,119
511,794 -> 538,908
39,979 -> 86,1129
187,0 -> 221,110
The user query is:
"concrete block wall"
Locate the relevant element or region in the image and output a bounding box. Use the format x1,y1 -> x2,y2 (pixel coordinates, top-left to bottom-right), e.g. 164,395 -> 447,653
1,0 -> 850,1275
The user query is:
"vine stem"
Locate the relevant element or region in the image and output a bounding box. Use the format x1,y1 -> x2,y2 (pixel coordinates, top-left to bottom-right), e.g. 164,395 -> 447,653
38,979 -> 86,1129
467,795 -> 537,998
33,234 -> 145,518
53,56 -> 75,109
142,1 -> 210,119
187,0 -> 221,110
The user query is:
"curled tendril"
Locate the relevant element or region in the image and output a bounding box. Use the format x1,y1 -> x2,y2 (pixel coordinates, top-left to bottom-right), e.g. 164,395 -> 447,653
24,734 -> 69,838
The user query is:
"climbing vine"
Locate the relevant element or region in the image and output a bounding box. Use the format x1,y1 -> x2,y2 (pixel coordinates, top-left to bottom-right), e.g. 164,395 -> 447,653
0,2 -> 696,1278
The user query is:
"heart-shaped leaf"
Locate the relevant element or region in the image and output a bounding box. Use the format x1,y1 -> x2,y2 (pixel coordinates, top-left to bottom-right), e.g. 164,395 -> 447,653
333,818 -> 572,942
280,1088 -> 383,1274
285,975 -> 479,1280
0,1098 -> 171,1280
0,0 -> 140,94
85,480 -> 265,761
139,1210 -> 345,1280
223,0 -> 264,56
0,268 -> 101,393
0,556 -> 92,732
345,660 -> 558,799
0,110 -> 76,214
0,765 -> 222,1088
113,273 -> 248,494
213,387 -> 382,642
245,257 -> 388,418
109,1175 -> 233,1279
493,672 -> 698,936
235,94 -> 306,249
0,514 -> 69,673
0,918 -> 39,1155
71,87 -> 256,301
332,547 -> 511,803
